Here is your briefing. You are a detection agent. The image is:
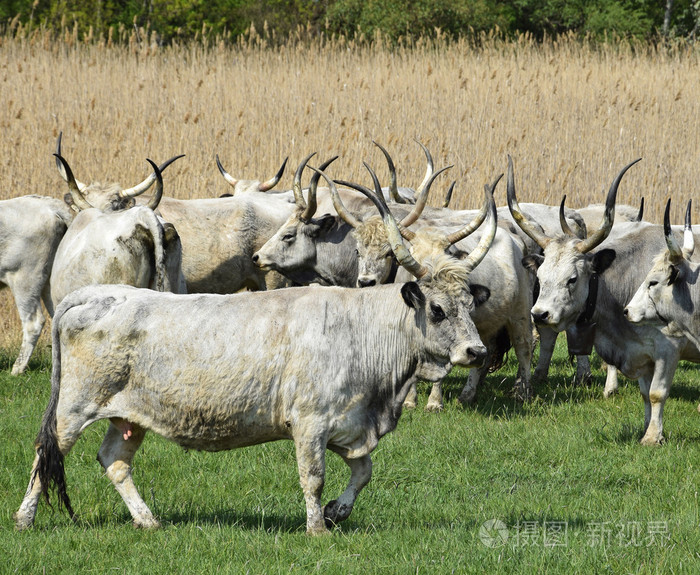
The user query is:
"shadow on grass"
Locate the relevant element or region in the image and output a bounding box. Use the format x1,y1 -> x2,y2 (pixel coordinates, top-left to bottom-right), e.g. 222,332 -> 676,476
74,507 -> 380,534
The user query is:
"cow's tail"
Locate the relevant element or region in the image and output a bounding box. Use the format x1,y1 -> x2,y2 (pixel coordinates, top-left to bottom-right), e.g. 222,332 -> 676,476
138,208 -> 172,293
488,326 -> 512,373
33,297 -> 76,519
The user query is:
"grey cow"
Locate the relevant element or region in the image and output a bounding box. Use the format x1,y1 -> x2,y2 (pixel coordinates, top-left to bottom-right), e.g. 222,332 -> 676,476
625,199 -> 700,350
508,156 -> 700,445
14,170 -> 493,534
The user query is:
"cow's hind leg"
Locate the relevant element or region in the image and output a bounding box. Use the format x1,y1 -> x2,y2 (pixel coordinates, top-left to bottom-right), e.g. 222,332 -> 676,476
14,454 -> 48,530
323,454 -> 372,528
97,420 -> 157,528
11,291 -> 46,375
14,415 -> 84,530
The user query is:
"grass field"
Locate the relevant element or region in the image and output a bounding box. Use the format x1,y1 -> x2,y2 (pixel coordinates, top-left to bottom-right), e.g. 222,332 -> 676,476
2,341 -> 700,573
1,30 -> 700,573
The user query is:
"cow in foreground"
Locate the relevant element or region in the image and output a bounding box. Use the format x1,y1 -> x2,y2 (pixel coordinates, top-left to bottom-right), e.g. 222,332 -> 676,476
14,168 -> 493,534
625,200 -> 700,350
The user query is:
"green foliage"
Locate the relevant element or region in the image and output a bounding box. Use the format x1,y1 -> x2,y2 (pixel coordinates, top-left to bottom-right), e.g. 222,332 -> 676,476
2,340 -> 700,572
2,0 -> 699,43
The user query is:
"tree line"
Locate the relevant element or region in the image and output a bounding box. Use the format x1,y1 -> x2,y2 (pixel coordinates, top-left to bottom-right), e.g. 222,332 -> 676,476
2,0 -> 699,44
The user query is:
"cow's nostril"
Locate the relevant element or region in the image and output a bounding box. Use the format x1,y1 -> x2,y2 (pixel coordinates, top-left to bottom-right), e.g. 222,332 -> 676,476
358,278 -> 376,288
252,254 -> 259,263
532,310 -> 550,324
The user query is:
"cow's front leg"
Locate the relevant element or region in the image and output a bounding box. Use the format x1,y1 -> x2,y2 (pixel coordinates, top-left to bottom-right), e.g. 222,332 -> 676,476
425,381 -> 444,412
640,358 -> 677,446
323,454 -> 372,528
294,434 -> 328,535
603,364 -> 619,398
403,382 -> 418,409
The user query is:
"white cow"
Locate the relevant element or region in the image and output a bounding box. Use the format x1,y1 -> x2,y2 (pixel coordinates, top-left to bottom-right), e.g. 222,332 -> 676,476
50,154 -> 186,307
14,169 -> 494,534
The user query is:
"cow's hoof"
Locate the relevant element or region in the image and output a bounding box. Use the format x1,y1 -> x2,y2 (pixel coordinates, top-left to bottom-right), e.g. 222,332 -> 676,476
640,434 -> 664,447
424,401 -> 443,413
402,400 -> 417,410
133,517 -> 161,529
513,385 -> 533,403
11,364 -> 25,376
323,499 -> 352,527
603,388 -> 617,399
13,512 -> 33,531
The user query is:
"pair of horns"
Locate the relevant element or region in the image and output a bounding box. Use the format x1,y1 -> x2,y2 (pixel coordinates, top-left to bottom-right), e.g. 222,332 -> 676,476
507,155 -> 642,253
215,155 -> 288,193
55,132 -> 182,210
665,199 -> 694,261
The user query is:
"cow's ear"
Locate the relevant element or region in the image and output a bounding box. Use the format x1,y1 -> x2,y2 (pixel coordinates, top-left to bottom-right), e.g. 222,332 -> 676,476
401,282 -> 425,309
522,254 -> 544,273
592,249 -> 616,275
162,223 -> 180,247
668,264 -> 680,285
311,214 -> 336,237
469,284 -> 491,308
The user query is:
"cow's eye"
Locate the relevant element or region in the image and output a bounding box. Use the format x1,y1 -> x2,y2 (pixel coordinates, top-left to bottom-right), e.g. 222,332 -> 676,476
430,303 -> 446,322
649,280 -> 658,288
567,275 -> 577,286
282,233 -> 295,244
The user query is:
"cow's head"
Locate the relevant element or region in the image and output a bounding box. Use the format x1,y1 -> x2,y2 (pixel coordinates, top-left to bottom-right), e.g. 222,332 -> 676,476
215,154 -> 288,195
316,163 -> 497,370
54,132 -> 183,213
624,199 -> 695,327
252,153 -> 340,275
333,156 -> 453,288
508,155 -> 641,332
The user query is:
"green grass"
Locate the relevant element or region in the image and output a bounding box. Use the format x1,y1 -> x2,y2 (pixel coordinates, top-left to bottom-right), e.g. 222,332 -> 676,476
1,339 -> 700,574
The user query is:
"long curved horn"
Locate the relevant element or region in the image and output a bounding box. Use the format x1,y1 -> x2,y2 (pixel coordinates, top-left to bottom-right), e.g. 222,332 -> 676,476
292,152 -> 316,214
373,141 -> 402,203
399,165 -> 452,228
144,159 -> 163,211
329,179 -> 362,229
445,174 -> 501,246
119,154 -> 185,199
559,195 -> 581,238
258,157 -> 288,192
683,199 -> 694,259
575,157 -> 642,254
305,156 -> 339,220
54,153 -> 93,211
664,199 -> 683,261
55,132 -> 88,190
506,154 -> 551,249
413,139 -> 434,197
443,181 -> 455,208
635,197 -> 645,222
461,177 -> 498,273
215,154 -> 237,187
337,164 -> 428,279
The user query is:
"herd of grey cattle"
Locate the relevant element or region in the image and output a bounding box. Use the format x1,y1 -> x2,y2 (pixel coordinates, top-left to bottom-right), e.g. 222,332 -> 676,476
9,135 -> 700,534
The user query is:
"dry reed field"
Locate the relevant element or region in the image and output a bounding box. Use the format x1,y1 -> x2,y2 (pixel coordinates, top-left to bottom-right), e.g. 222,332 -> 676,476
0,30 -> 699,353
